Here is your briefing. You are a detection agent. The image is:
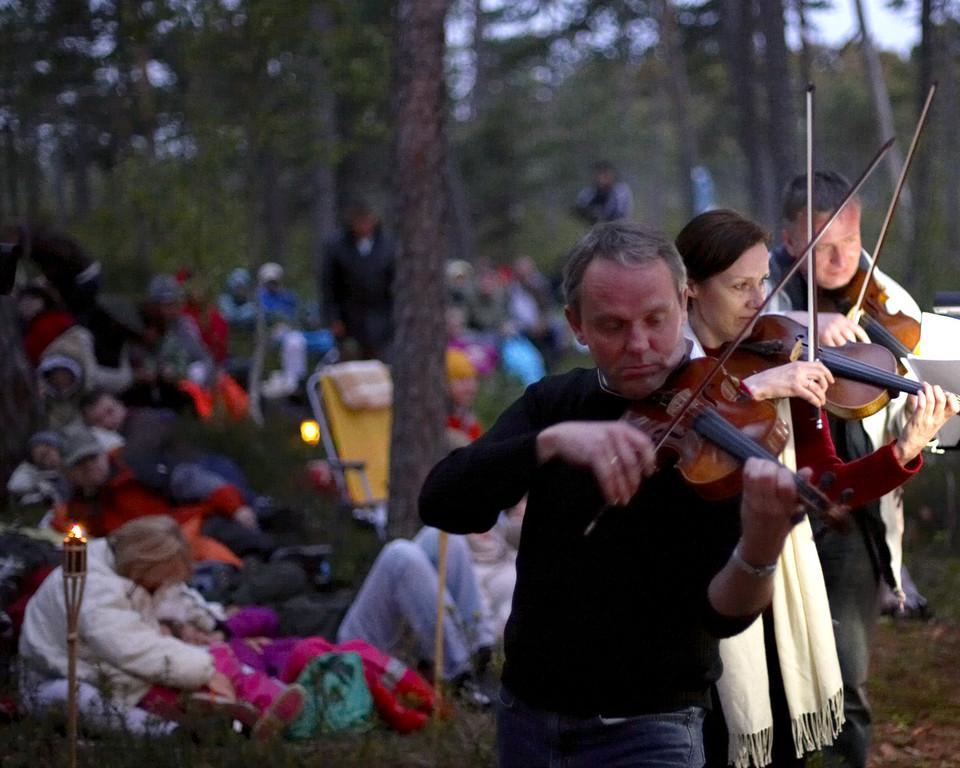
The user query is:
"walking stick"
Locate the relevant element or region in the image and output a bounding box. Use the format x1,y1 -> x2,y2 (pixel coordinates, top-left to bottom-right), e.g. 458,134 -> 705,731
433,530 -> 449,718
63,525 -> 88,768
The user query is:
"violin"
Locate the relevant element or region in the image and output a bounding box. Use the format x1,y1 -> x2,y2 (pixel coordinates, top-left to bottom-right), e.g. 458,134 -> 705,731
720,315 -> 917,421
824,264 -> 921,363
621,357 -> 849,530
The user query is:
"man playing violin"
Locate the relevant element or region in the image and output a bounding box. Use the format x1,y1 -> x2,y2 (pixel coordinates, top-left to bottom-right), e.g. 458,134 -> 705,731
676,208 -> 957,768
770,170 -> 919,348
768,171 -> 943,768
421,222 -> 818,768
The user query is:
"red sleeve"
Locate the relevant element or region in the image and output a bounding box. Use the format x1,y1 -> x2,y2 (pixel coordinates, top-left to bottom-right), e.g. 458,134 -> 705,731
206,309 -> 229,363
790,400 -> 921,509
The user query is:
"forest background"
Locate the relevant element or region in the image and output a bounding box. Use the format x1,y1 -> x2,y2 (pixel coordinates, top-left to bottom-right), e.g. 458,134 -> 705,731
4,0 -> 960,543
3,0 -> 959,304
3,3 -> 960,765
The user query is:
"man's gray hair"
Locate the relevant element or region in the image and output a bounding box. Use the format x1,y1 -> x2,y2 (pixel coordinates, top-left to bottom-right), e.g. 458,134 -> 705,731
562,221 -> 687,309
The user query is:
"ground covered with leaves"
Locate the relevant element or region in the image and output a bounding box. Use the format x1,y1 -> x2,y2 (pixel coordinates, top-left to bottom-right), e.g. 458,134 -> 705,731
869,619 -> 960,768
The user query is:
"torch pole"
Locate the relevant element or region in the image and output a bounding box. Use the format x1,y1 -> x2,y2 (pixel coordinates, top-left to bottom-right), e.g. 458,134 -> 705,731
62,526 -> 87,768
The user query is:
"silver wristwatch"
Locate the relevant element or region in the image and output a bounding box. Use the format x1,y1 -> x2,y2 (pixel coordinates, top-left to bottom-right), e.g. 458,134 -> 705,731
731,544 -> 778,578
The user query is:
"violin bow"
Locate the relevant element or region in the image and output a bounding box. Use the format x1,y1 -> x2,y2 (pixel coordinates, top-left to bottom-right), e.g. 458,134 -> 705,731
650,137 -> 895,457
805,83 -> 823,429
849,83 -> 937,321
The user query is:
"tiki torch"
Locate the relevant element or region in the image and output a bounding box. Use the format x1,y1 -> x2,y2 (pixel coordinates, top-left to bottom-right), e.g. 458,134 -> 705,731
63,524 -> 87,768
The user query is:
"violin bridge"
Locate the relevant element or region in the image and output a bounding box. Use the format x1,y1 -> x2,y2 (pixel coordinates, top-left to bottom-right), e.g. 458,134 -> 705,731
788,340 -> 805,362
720,378 -> 739,401
772,419 -> 790,446
667,388 -> 693,416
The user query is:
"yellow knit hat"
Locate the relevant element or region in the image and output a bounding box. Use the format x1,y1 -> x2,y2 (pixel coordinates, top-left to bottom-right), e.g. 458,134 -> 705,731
446,348 -> 477,380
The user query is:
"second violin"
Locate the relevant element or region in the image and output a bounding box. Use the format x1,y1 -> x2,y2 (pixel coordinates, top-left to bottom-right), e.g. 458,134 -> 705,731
721,314 -> 919,420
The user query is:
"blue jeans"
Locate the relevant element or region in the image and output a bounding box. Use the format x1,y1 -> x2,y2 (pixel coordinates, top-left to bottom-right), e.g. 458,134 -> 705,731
336,532 -> 492,679
497,686 -> 706,768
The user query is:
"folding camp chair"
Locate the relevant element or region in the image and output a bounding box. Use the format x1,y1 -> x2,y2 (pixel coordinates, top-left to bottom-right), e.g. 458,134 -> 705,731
306,360 -> 392,539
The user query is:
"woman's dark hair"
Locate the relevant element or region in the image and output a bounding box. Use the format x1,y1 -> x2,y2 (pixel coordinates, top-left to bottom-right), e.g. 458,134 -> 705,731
675,209 -> 770,284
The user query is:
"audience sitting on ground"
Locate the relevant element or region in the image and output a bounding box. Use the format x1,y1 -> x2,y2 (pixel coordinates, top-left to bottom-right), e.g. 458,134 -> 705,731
18,284 -> 76,366
178,269 -> 229,366
218,268 -> 257,330
52,427 -> 271,564
256,262 -> 335,399
19,516 -> 306,741
80,389 -> 261,505
142,274 -> 214,386
37,354 -> 87,430
6,431 -> 69,507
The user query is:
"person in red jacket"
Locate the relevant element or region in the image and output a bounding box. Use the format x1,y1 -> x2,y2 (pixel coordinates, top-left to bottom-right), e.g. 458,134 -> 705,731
17,284 -> 76,366
178,269 -> 230,365
52,427 -> 271,564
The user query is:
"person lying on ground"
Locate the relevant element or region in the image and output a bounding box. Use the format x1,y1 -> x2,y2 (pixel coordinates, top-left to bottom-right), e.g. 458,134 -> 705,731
50,427 -> 272,563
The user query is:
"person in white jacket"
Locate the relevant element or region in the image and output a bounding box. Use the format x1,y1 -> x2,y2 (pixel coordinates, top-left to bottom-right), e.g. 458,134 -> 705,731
19,515 -> 304,740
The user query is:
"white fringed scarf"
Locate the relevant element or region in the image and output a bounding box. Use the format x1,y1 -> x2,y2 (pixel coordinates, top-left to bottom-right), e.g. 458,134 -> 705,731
716,400 -> 845,767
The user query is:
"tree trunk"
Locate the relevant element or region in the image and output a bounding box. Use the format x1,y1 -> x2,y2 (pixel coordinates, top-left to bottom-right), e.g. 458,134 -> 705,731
260,149 -> 286,264
4,124 -> 19,220
54,140 -> 68,229
445,147 -> 473,263
911,0 -> 935,277
720,0 -> 775,225
853,0 -> 912,232
24,131 -> 40,223
656,0 -> 698,220
470,0 -> 490,118
793,0 -> 812,86
759,0 -> 797,213
389,0 -> 450,540
939,9 -> 960,259
0,298 -> 39,502
310,3 -> 339,313
71,134 -> 92,220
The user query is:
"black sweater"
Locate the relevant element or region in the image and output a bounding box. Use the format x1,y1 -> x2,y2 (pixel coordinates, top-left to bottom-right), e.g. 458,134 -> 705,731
420,368 -> 755,717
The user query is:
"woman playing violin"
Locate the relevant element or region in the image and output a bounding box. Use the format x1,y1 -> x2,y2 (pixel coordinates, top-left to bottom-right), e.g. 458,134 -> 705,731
675,208 -> 958,768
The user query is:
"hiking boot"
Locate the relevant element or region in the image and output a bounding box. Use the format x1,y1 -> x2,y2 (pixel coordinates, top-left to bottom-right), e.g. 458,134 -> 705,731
251,684 -> 307,742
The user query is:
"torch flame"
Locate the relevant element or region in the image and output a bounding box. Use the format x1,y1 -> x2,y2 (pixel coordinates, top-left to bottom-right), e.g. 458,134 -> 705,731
68,524 -> 86,541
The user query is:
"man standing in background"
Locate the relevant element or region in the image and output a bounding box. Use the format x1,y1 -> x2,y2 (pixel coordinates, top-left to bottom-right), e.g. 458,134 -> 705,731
320,201 -> 396,361
573,160 -> 634,224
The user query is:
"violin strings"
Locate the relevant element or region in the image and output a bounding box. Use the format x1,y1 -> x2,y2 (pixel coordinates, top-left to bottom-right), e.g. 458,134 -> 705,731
858,315 -> 913,359
815,347 -> 921,394
692,409 -> 827,512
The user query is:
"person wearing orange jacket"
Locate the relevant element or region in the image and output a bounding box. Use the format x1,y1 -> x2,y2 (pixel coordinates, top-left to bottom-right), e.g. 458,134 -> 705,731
51,427 -> 272,565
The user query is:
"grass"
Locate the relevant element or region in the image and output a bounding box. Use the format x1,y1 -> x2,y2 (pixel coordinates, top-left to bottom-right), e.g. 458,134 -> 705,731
0,707 -> 497,767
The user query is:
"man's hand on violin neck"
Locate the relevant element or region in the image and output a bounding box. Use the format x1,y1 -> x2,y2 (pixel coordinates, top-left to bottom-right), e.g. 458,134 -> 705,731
815,312 -> 870,346
535,421 -> 656,506
896,382 -> 960,465
738,458 -> 804,566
